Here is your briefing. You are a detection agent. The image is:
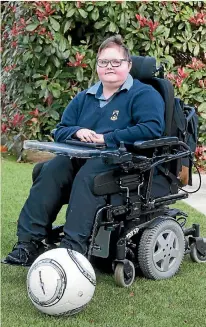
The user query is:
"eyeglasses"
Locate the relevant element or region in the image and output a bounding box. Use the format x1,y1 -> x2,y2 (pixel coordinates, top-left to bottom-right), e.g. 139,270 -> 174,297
97,59 -> 130,68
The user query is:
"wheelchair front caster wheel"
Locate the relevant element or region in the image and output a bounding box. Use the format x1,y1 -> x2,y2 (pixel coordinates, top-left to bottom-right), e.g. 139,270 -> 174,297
114,260 -> 135,287
190,243 -> 206,263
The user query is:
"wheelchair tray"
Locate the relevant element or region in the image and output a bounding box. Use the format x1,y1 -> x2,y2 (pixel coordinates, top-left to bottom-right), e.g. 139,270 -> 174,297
24,140 -> 119,158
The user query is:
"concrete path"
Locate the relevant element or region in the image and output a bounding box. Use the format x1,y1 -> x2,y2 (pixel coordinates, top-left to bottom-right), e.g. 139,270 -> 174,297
183,174 -> 206,216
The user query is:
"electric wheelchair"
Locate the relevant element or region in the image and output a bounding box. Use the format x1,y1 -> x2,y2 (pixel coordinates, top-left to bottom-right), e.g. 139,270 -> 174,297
24,56 -> 206,287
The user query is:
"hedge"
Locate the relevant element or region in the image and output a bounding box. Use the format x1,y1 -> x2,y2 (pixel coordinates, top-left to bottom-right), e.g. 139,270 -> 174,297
1,1 -> 206,166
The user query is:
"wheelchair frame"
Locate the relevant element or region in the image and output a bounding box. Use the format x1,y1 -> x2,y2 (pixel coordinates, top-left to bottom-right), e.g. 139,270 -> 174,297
24,136 -> 206,287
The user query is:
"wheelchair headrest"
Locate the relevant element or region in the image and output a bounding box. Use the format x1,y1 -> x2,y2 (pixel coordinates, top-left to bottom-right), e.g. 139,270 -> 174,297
130,56 -> 157,80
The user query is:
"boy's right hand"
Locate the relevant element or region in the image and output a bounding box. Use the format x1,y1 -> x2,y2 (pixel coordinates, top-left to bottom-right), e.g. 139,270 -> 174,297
75,129 -> 97,143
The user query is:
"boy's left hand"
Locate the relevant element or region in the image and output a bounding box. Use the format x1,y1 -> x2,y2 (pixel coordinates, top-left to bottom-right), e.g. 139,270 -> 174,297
92,134 -> 105,144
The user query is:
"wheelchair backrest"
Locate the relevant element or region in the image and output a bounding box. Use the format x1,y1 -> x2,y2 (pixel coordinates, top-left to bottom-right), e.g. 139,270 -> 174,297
130,56 -> 174,137
130,56 -> 198,187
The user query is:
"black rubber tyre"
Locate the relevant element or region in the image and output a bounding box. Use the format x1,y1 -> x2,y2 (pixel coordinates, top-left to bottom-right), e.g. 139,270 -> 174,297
114,261 -> 135,287
190,243 -> 206,263
138,219 -> 185,280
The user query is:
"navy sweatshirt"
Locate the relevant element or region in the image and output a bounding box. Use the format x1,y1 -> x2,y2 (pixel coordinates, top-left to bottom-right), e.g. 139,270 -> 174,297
54,79 -> 165,148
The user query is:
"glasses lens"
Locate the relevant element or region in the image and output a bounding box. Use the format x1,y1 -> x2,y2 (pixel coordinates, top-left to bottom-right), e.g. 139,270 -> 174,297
97,59 -> 108,67
111,59 -> 122,67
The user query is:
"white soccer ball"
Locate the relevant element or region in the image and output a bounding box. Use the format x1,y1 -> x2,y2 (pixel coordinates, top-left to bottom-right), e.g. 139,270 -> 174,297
27,248 -> 96,316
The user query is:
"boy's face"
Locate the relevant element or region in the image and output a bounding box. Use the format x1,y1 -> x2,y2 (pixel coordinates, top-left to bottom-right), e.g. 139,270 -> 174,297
96,46 -> 132,87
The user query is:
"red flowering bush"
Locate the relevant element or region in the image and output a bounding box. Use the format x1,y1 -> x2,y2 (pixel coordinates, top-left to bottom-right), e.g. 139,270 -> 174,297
195,146 -> 206,173
1,1 -> 206,169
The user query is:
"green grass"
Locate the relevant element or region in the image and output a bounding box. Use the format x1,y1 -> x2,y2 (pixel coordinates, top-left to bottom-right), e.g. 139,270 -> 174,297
1,156 -> 206,327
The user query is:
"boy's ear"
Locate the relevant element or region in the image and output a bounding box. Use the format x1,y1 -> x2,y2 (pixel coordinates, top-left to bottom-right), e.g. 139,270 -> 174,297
129,60 -> 132,71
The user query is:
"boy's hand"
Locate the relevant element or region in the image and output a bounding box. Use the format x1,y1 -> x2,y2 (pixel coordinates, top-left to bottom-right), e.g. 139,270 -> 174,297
92,133 -> 105,144
75,129 -> 97,142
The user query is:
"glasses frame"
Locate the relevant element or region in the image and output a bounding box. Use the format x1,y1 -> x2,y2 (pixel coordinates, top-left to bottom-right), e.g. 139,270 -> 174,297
97,59 -> 130,68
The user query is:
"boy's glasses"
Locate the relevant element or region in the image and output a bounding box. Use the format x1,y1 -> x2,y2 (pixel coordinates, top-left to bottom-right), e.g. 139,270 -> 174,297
97,59 -> 129,68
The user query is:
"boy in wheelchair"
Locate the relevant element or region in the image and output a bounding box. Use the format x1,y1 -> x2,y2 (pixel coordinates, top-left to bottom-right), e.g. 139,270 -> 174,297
4,35 -> 205,286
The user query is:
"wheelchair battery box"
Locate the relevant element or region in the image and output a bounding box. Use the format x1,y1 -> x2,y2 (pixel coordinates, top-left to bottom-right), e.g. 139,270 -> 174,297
93,171 -> 141,196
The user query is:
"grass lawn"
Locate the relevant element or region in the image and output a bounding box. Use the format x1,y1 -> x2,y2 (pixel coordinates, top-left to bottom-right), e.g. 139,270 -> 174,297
1,155 -> 206,327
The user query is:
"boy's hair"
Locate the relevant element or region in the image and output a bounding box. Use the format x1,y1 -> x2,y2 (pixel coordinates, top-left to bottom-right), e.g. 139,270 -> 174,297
97,35 -> 131,61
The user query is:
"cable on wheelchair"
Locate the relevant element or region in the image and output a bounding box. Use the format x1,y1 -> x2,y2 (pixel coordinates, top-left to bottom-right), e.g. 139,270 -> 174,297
163,140 -> 202,195
178,159 -> 201,194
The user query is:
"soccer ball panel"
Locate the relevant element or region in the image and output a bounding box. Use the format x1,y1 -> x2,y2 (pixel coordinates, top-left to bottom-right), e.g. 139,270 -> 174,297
27,248 -> 96,316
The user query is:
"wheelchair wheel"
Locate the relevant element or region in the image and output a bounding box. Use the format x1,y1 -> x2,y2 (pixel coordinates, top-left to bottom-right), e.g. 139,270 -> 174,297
138,219 -> 185,280
114,260 -> 135,287
190,243 -> 206,263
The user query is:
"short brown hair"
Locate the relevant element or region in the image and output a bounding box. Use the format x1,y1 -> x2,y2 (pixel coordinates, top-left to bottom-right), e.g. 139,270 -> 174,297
97,35 -> 131,61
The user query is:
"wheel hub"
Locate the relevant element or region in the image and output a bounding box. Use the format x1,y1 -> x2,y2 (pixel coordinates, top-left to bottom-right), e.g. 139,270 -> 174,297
153,230 -> 180,272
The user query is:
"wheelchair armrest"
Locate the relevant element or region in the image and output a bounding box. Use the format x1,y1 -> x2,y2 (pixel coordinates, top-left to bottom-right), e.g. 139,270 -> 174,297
134,137 -> 179,150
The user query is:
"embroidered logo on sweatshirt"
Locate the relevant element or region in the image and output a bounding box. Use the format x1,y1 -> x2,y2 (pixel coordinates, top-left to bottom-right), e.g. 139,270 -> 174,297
110,110 -> 119,121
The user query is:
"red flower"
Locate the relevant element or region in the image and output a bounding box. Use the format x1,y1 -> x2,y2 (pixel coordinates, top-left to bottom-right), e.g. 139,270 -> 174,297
80,63 -> 88,68
167,73 -> 175,80
186,58 -> 205,71
1,123 -> 8,133
76,1 -> 82,8
9,5 -> 16,13
11,113 -> 24,127
177,67 -> 189,79
147,20 -> 159,33
46,31 -> 54,40
67,52 -> 87,68
76,52 -> 85,62
135,15 -> 159,39
34,1 -> 55,21
35,10 -> 45,21
20,18 -> 25,25
0,145 -> 8,153
29,108 -> 39,117
199,80 -> 205,88
1,84 -> 6,93
167,67 -> 188,88
135,14 -> 148,27
189,11 -> 206,26
38,27 -> 46,35
11,41 -> 18,48
4,66 -> 10,72
11,20 -> 26,37
172,3 -> 178,13
176,77 -> 183,88
4,64 -> 16,72
195,146 -> 206,161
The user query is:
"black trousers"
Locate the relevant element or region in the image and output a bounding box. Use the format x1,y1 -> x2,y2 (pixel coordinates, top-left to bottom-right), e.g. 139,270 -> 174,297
17,156 -> 171,254
17,156 -> 118,254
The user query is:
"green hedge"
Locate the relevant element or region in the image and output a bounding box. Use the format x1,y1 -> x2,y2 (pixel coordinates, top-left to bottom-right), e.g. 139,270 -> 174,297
1,1 -> 206,154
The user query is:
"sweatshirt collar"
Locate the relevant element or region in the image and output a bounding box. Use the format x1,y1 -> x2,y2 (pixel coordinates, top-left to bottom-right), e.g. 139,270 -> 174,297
86,73 -> 133,98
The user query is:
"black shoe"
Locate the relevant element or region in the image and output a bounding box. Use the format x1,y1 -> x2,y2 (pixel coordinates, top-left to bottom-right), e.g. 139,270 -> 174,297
3,241 -> 45,266
59,239 -> 87,256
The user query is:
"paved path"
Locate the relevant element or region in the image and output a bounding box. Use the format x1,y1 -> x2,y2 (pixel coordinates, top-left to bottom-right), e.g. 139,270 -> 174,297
183,174 -> 206,216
